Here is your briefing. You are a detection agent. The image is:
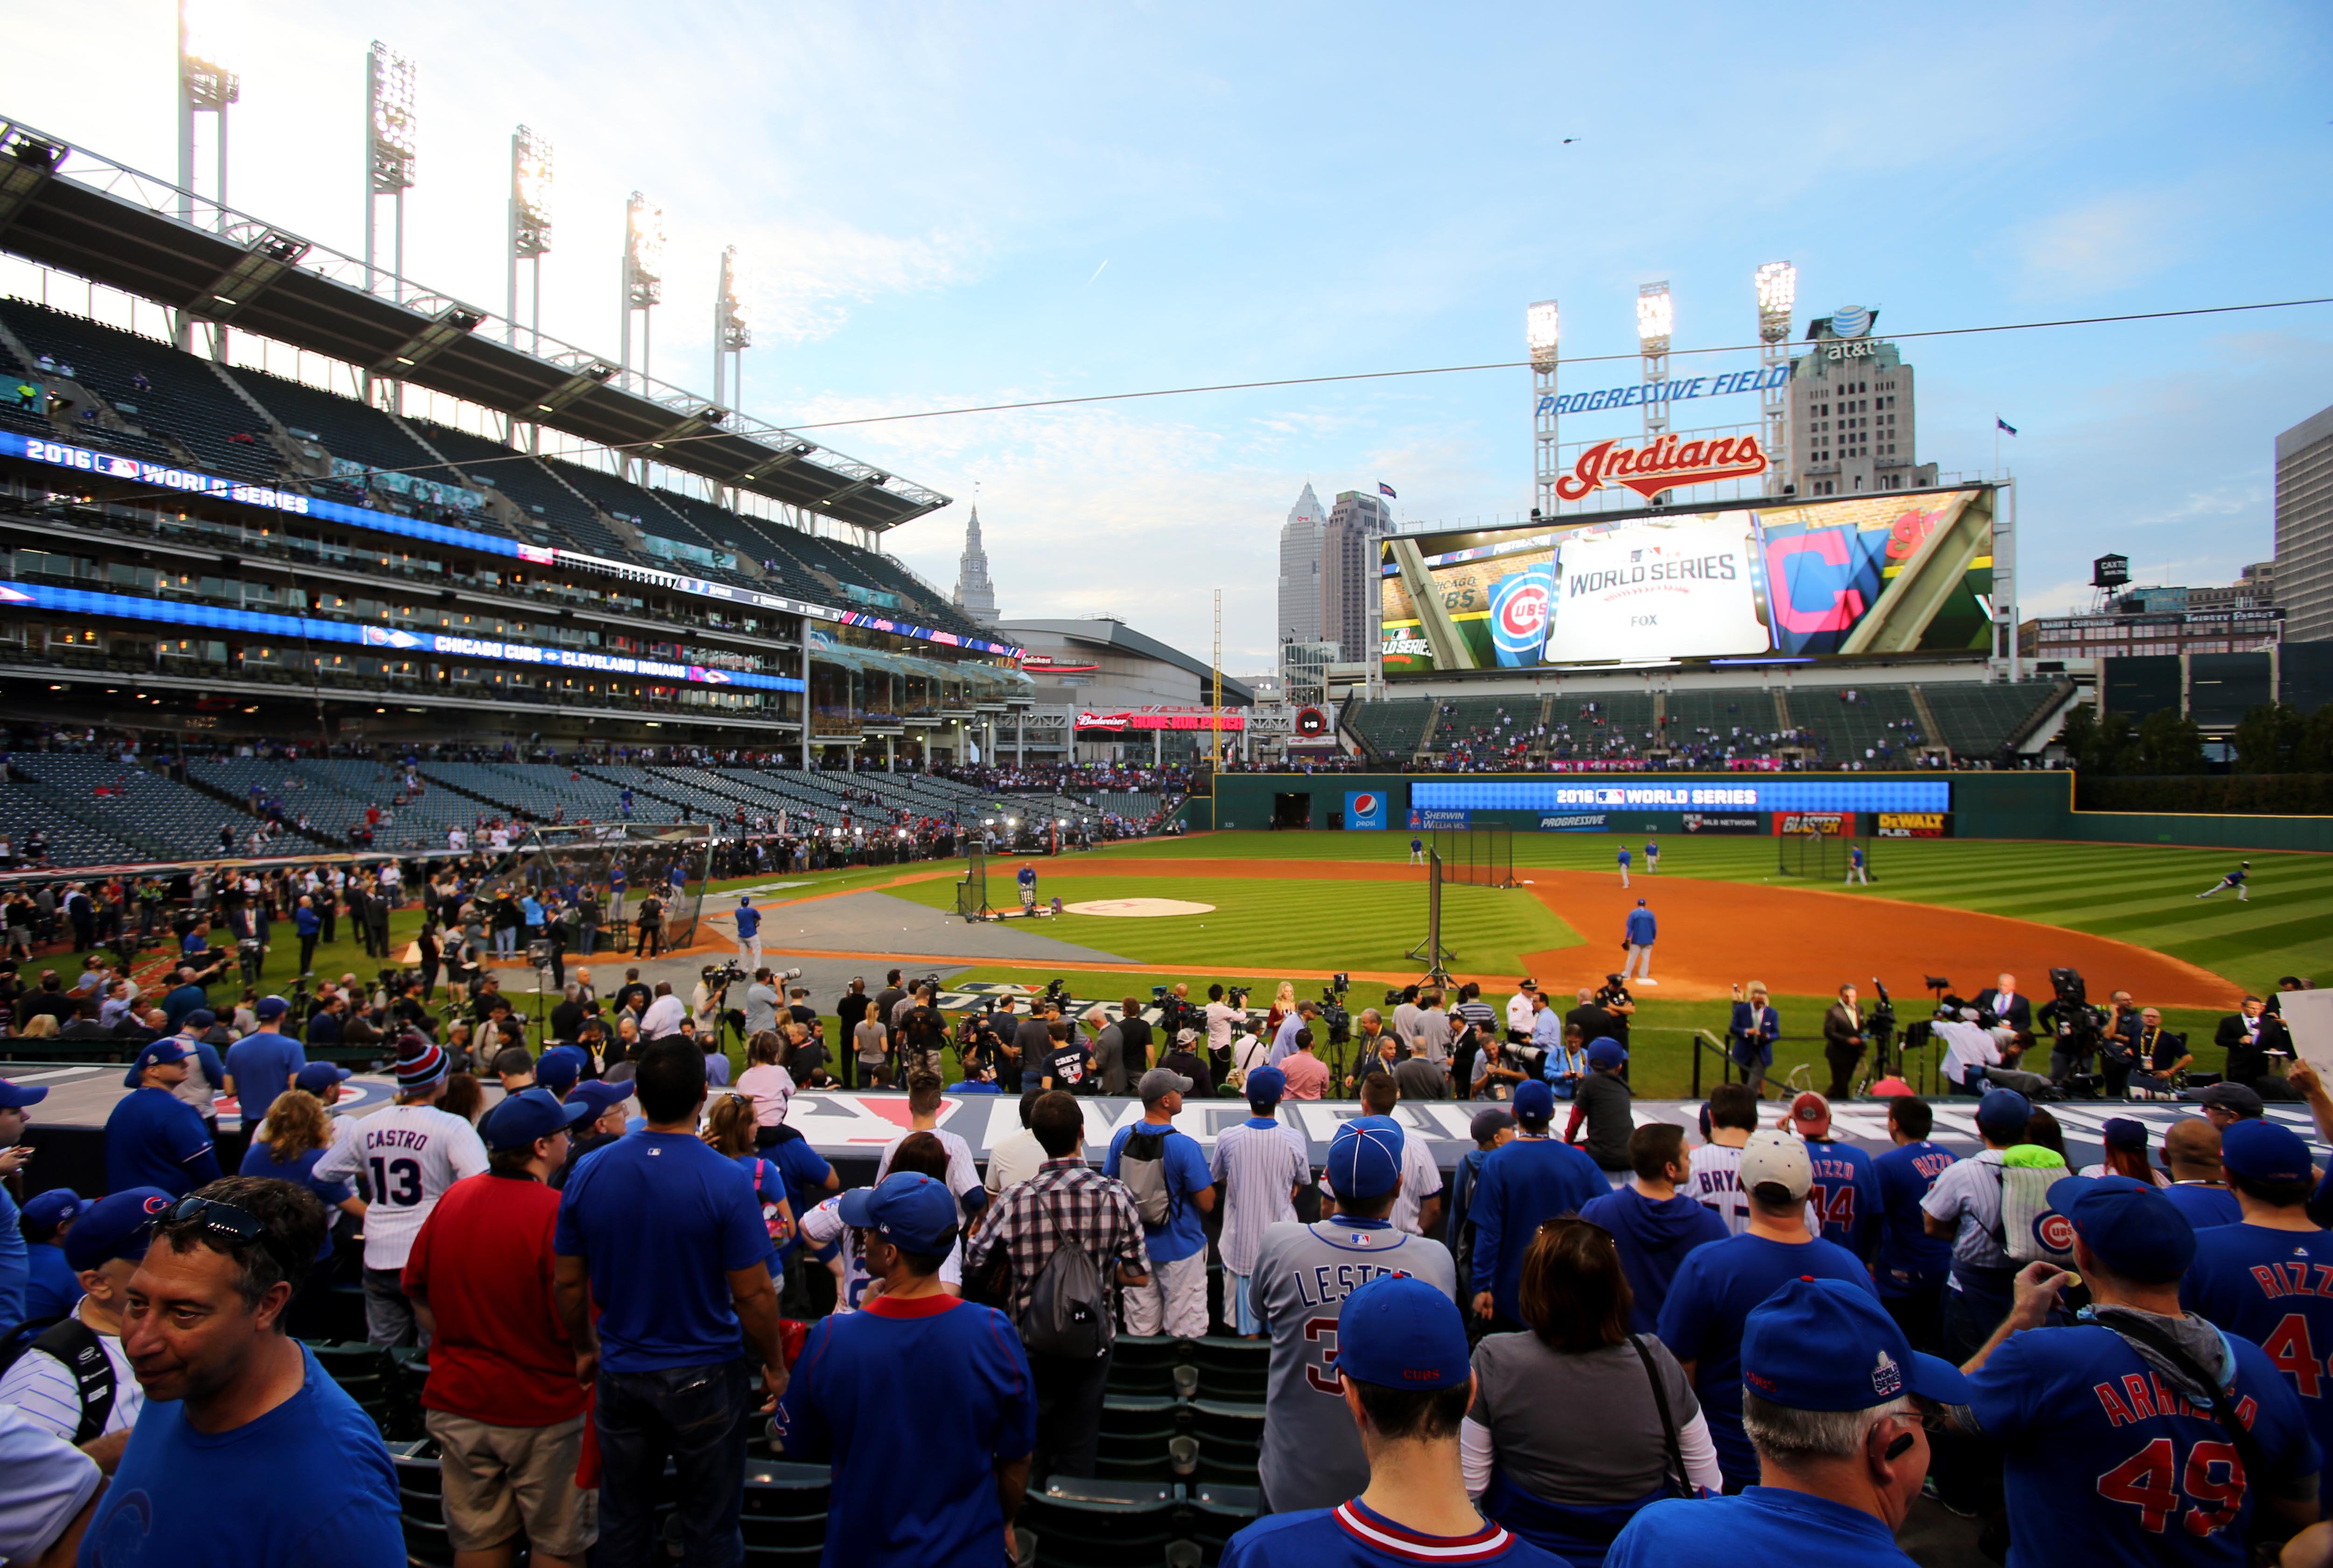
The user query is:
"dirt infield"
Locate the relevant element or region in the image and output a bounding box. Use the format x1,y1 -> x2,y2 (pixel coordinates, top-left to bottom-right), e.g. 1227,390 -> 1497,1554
689,855 -> 2243,1007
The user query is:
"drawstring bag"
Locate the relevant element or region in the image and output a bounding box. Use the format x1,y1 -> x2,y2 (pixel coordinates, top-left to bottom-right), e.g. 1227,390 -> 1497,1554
1995,1146 -> 2077,1267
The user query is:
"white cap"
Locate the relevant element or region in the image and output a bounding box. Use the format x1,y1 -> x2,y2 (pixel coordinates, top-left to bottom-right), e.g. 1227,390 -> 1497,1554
1738,1129 -> 1813,1202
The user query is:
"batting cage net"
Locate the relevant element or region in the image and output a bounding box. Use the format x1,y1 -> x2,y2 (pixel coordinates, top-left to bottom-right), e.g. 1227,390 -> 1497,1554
1776,828 -> 1871,882
499,823 -> 713,949
956,843 -> 990,921
1429,825 -> 1516,889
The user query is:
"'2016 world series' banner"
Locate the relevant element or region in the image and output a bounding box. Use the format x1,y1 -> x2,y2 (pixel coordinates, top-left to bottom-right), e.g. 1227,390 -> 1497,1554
1378,485 -> 1996,675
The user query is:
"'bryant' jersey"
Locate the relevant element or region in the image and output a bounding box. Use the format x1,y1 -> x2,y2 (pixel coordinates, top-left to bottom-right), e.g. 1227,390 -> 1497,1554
2182,1224 -> 2333,1473
1251,1217 -> 1459,1514
1968,1322 -> 2319,1568
797,1193 -> 962,1314
313,1104 -> 489,1270
1221,1498 -> 1561,1568
1687,1143 -> 1818,1238
1804,1138 -> 1881,1259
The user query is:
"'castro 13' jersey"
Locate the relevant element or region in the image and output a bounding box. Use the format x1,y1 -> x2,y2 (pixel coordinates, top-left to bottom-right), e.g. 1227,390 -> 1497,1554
313,1104 -> 489,1270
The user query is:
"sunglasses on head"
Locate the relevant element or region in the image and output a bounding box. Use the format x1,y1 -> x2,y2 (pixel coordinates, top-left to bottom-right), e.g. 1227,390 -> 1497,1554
168,1194 -> 266,1245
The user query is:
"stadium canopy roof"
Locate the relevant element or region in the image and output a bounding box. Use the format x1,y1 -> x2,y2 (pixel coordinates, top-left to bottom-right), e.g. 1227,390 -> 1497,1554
0,118 -> 947,533
993,617 -> 1255,705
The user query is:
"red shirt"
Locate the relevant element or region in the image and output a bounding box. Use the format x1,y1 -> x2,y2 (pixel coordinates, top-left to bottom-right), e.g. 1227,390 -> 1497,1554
403,1171 -> 588,1426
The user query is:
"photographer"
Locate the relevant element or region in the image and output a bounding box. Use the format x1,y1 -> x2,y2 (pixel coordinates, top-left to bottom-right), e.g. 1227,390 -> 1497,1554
1116,997 -> 1154,1075
2098,990 -> 2141,1098
2036,970 -> 2104,1086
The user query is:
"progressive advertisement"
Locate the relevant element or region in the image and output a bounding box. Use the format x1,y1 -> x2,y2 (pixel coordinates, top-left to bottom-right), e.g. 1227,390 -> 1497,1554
1379,485 -> 1995,676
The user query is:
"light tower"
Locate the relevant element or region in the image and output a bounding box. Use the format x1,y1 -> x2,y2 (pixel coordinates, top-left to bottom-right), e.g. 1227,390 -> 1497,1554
712,245 -> 750,411
1527,299 -> 1560,518
176,0 -> 239,350
363,42 -> 417,305
1755,261 -> 1797,496
1635,281 -> 1672,441
619,192 -> 664,397
506,126 -> 552,353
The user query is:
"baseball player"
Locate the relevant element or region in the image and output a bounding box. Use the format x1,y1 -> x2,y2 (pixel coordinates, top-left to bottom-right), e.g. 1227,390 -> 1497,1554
1016,861 -> 1037,915
1845,843 -> 1869,886
1616,843 -> 1631,887
1251,1116 -> 1458,1515
1620,899 -> 1657,985
313,1035 -> 488,1346
2197,860 -> 2250,901
733,895 -> 762,969
1644,838 -> 1659,873
1408,836 -> 1426,866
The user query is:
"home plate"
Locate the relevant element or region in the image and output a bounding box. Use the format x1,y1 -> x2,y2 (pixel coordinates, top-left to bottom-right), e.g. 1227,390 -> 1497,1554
1060,898 -> 1216,918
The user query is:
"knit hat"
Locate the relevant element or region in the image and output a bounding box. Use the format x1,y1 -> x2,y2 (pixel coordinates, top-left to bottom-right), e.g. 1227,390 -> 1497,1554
395,1035 -> 450,1092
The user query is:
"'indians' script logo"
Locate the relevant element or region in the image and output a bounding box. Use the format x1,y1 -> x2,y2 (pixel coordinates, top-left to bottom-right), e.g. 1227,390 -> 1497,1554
1554,434 -> 1769,501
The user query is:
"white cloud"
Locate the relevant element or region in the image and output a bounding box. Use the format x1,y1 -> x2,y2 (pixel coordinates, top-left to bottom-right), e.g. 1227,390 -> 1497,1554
2011,189 -> 2197,294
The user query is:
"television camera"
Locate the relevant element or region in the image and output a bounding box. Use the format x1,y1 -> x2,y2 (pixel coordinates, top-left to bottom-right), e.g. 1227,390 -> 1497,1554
2039,966 -> 2111,1097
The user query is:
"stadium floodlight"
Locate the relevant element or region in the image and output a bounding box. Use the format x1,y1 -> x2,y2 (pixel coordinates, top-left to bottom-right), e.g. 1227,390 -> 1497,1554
364,42 -> 417,310
507,125 -> 553,364
175,0 -> 241,345
712,244 -> 752,408
1635,282 -> 1672,355
1525,299 -> 1560,371
619,190 -> 664,399
1755,260 -> 1796,343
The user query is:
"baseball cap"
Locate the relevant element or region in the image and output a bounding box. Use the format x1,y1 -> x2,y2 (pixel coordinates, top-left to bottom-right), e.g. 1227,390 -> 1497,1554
480,1087 -> 591,1152
1789,1091 -> 1832,1139
534,1046 -> 586,1095
21,1188 -> 81,1238
64,1187 -> 174,1273
1738,1130 -> 1813,1202
295,1061 -> 352,1094
2197,1082 -> 2267,1120
2100,1117 -> 2149,1151
2221,1119 -> 2313,1185
564,1080 -> 632,1122
1244,1066 -> 1287,1106
1137,1067 -> 1191,1103
1587,1039 -> 1629,1071
1327,1115 -> 1404,1201
1975,1088 -> 2032,1139
838,1171 -> 961,1254
123,1037 -> 190,1088
183,1009 -> 216,1030
253,996 -> 291,1022
1469,1107 -> 1516,1143
394,1036 -> 450,1093
2046,1173 -> 2196,1283
1334,1274 -> 1473,1391
0,1077 -> 49,1109
1742,1276 -> 1972,1411
1513,1078 -> 1555,1123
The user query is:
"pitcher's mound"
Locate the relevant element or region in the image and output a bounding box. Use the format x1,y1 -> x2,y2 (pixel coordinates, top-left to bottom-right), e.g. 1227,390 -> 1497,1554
1060,897 -> 1216,918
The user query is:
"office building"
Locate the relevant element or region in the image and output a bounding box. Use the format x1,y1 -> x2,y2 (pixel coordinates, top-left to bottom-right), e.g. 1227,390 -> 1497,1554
1277,482 -> 1327,645
1320,487 -> 1394,665
951,504 -> 999,627
1786,313 -> 1939,498
2277,405 -> 2333,643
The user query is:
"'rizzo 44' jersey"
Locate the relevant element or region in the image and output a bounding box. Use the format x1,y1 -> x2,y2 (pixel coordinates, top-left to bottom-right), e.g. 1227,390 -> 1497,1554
1967,1322 -> 2319,1568
2182,1223 -> 2333,1473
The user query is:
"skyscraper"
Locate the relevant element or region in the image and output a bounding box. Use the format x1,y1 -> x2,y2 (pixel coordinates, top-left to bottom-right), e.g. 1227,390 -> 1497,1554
952,504 -> 998,627
1320,488 -> 1394,664
2276,404 -> 2333,643
1277,483 -> 1327,647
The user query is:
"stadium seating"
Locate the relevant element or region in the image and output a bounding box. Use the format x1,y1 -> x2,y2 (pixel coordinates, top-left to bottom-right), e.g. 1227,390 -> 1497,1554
1659,687 -> 1782,758
1924,680 -> 2072,761
224,365 -> 452,494
0,779 -> 150,866
398,420 -> 634,558
1345,697 -> 1434,760
6,754 -> 324,861
1791,685 -> 1927,765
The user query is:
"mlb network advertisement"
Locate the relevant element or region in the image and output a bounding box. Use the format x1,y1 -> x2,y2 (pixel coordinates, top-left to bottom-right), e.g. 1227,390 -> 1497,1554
1379,486 -> 1995,677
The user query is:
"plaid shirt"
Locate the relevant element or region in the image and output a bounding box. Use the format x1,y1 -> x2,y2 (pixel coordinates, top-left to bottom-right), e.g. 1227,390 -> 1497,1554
966,1156 -> 1152,1321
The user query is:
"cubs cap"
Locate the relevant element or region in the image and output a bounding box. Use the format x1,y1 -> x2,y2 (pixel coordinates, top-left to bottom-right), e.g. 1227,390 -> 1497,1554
1587,1039 -> 1629,1071
534,1046 -> 586,1096
295,1061 -> 352,1094
839,1171 -> 961,1254
564,1080 -> 632,1122
1469,1107 -> 1516,1143
2197,1082 -> 2266,1119
64,1187 -> 174,1272
21,1188 -> 81,1238
1789,1091 -> 1832,1139
254,996 -> 291,1022
183,1009 -> 216,1030
1244,1066 -> 1287,1106
2220,1119 -> 2313,1185
123,1037 -> 190,1088
1975,1088 -> 2032,1139
1327,1115 -> 1404,1201
1742,1276 -> 1971,1411
2046,1173 -> 2196,1283
480,1087 -> 591,1152
1334,1274 -> 1472,1391
1513,1078 -> 1555,1123
0,1076 -> 49,1109
1738,1130 -> 1813,1202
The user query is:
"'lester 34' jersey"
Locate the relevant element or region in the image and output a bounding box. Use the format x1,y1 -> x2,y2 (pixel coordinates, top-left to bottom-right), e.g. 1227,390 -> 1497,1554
1967,1321 -> 2319,1568
2182,1223 -> 2333,1470
1250,1217 -> 1459,1514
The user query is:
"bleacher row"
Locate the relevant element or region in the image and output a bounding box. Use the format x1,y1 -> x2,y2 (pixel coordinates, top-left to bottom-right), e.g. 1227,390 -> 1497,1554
0,297 -> 979,643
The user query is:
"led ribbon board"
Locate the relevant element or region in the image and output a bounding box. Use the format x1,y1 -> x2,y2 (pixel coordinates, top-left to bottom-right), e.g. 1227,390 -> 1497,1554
1410,779 -> 1951,812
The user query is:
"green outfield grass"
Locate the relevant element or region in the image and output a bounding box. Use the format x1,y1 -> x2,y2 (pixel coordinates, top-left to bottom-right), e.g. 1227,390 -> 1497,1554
1096,830 -> 2333,996
878,873 -> 1581,974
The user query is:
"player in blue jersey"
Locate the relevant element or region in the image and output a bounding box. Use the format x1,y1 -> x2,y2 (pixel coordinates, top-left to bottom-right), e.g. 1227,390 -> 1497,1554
1220,1275 -> 1565,1568
1657,1131 -> 1875,1491
1643,839 -> 1658,874
2196,861 -> 2250,902
1870,1096 -> 1956,1354
2181,1120 -> 2333,1474
1616,845 -> 1630,888
1790,1092 -> 1881,1261
1016,862 -> 1037,914
1959,1174 -> 2320,1567
1468,1080 -> 1610,1333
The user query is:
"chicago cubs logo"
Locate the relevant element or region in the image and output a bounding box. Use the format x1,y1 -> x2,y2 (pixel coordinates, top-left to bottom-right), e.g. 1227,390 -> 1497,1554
140,1194 -> 173,1217
2037,1212 -> 2075,1253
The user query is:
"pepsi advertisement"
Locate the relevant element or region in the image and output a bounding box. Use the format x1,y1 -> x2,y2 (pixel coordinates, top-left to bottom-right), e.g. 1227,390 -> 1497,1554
1344,791 -> 1387,831
1378,485 -> 1995,676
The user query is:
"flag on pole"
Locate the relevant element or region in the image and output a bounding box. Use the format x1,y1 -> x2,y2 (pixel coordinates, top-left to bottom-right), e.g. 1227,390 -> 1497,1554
1378,482 -> 1397,498
1996,418 -> 2018,436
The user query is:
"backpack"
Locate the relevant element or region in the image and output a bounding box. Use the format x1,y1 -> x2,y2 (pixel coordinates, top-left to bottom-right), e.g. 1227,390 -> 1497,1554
1019,1192 -> 1113,1361
1118,1127 -> 1174,1228
753,1160 -> 794,1246
6,1320 -> 118,1445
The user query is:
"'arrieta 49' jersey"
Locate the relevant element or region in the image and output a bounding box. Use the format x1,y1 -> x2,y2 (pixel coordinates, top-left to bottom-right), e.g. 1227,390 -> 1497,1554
313,1104 -> 489,1270
1249,1218 -> 1458,1515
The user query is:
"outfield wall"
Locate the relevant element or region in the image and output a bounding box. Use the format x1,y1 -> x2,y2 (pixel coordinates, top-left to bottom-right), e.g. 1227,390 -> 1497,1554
1196,771 -> 2333,851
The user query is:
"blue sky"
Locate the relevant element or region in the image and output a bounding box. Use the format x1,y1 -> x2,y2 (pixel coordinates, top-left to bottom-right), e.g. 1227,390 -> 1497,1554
6,1 -> 2327,669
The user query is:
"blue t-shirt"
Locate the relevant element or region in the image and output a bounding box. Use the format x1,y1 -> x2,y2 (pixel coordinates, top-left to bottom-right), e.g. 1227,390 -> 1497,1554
1104,1122 -> 1215,1264
1805,1138 -> 1881,1259
78,1341 -> 403,1567
767,1140 -> 835,1269
239,1140 -> 357,1212
225,1031 -> 306,1113
25,1239 -> 79,1324
0,1183 -> 23,1330
554,1132 -> 773,1372
1872,1140 -> 1956,1296
1222,1498 -> 1565,1568
2182,1223 -> 2333,1474
1609,1486 -> 1912,1567
774,1294 -> 1037,1568
1655,1231 -> 1875,1486
105,1088 -> 222,1198
1468,1137 -> 1612,1323
1617,848 -> 1631,865
735,904 -> 760,938
2164,1183 -> 2244,1231
1968,1320 -> 2319,1568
